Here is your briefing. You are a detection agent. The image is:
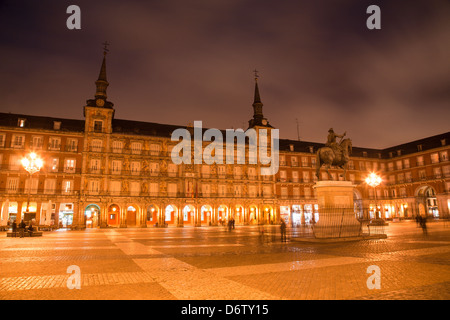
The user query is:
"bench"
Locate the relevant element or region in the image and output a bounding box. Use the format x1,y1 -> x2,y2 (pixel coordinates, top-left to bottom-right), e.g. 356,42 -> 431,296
7,231 -> 43,237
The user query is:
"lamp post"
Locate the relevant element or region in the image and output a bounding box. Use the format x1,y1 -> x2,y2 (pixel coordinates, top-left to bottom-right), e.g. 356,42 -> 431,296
21,152 -> 43,222
365,172 -> 382,220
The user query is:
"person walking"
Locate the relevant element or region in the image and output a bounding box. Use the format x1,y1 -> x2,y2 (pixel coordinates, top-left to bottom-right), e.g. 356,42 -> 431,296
19,220 -> 26,238
11,220 -> 17,234
280,220 -> 287,242
420,216 -> 428,236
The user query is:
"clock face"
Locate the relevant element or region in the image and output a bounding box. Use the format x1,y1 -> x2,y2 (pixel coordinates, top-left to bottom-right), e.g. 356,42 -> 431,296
96,99 -> 105,107
262,119 -> 268,125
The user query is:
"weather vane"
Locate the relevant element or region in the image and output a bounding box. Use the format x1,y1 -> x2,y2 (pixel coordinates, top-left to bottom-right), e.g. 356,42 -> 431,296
102,41 -> 110,55
253,69 -> 259,80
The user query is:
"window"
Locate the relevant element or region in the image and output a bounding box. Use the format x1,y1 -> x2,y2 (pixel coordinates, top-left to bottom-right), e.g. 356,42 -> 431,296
0,134 -> 5,147
218,165 -> 226,177
64,159 -> 76,173
11,135 -> 25,149
91,139 -> 103,152
301,157 -> 308,167
6,177 -> 19,193
149,144 -> 161,155
49,158 -> 59,172
430,153 -> 439,164
249,185 -> 257,197
93,120 -> 103,133
234,166 -> 242,178
396,160 -> 402,170
279,170 -> 287,182
44,179 -> 56,194
234,185 -> 242,197
131,142 -> 142,155
417,156 -> 424,166
292,171 -> 299,182
279,155 -> 286,166
348,160 -> 354,170
281,187 -> 288,199
443,166 -> 450,177
397,173 -> 404,183
202,184 -> 210,196
48,137 -> 61,150
31,136 -> 43,149
130,161 -> 140,175
403,159 -> 410,169
90,159 -> 101,173
112,140 -> 123,153
247,167 -> 256,180
405,171 -> 412,182
291,157 -> 298,167
18,118 -> 26,127
293,187 -> 300,198
389,175 -> 396,184
387,162 -> 394,171
53,121 -> 61,130
9,155 -> 21,170
360,162 -> 366,170
218,185 -> 227,197
419,170 -> 426,180
24,178 -> 39,194
111,160 -> 122,174
417,144 -> 423,151
433,167 -> 442,178
440,151 -> 448,162
89,180 -> 101,194
62,180 -> 74,194
168,163 -> 177,177
67,138 -> 78,152
303,171 -> 310,183
149,162 -> 159,175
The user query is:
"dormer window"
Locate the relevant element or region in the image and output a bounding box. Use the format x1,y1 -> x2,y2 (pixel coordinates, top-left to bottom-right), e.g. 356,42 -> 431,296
18,118 -> 26,128
417,144 -> 423,152
53,121 -> 61,130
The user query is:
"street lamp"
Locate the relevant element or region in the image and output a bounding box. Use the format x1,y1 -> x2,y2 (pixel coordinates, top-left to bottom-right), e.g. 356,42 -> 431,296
21,152 -> 44,221
365,172 -> 382,220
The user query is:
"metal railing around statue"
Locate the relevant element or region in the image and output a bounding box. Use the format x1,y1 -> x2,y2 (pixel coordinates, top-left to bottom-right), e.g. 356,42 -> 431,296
284,206 -> 387,240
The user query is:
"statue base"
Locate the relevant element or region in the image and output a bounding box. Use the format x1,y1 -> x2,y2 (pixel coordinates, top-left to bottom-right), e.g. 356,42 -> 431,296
313,181 -> 361,238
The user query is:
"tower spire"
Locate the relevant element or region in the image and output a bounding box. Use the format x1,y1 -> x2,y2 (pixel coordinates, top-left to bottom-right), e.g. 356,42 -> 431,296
248,70 -> 272,128
95,42 -> 110,99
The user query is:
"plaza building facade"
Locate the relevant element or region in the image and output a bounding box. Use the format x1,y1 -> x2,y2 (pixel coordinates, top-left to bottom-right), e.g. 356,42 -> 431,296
1,55 -> 449,229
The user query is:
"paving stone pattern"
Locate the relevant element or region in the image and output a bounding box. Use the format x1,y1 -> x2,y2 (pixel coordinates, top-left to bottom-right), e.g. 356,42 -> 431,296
1,221 -> 449,300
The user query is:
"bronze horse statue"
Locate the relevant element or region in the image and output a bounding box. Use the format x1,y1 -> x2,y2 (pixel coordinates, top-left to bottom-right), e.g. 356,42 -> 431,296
315,138 -> 352,180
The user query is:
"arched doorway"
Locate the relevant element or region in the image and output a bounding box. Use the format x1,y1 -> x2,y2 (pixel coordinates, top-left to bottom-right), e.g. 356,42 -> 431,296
416,186 -> 439,218
147,204 -> 159,226
201,205 -> 212,226
262,205 -> 274,224
217,205 -> 228,226
353,190 -> 363,219
249,205 -> 258,224
126,205 -> 139,227
235,205 -> 244,224
183,205 -> 195,226
108,204 -> 120,226
164,205 -> 177,226
85,204 -> 100,228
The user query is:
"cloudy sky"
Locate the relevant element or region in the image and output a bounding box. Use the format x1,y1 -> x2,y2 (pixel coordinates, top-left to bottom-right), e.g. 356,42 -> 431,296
0,0 -> 449,149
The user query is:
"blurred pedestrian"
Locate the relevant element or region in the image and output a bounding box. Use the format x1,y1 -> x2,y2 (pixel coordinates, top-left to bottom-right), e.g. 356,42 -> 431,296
28,222 -> 34,236
420,216 -> 428,236
280,220 -> 287,242
11,220 -> 17,233
19,220 -> 26,238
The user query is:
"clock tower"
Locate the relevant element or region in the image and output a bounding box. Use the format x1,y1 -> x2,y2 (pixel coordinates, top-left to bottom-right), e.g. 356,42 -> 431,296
83,48 -> 115,134
248,72 -> 272,129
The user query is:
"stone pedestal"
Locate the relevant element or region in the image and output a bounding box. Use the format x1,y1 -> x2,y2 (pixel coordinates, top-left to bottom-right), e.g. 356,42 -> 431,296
313,180 -> 361,238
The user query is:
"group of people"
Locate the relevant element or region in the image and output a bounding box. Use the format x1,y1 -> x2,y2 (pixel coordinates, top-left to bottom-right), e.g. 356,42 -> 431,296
227,218 -> 235,231
9,220 -> 34,238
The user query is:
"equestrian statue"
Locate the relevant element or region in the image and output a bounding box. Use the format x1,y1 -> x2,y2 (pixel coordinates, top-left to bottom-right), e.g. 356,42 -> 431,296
315,128 -> 352,180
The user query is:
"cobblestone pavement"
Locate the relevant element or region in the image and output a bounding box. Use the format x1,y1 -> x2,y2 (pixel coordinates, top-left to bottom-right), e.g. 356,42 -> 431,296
1,220 -> 449,300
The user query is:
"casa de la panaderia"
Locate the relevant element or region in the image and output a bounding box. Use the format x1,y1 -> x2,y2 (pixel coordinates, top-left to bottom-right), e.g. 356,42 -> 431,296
0,53 -> 449,229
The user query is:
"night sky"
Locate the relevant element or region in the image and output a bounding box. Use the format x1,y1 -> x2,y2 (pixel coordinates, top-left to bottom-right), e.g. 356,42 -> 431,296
0,0 -> 449,149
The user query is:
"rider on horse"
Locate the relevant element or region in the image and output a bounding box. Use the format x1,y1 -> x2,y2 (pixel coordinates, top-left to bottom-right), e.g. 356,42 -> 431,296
326,128 -> 348,162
